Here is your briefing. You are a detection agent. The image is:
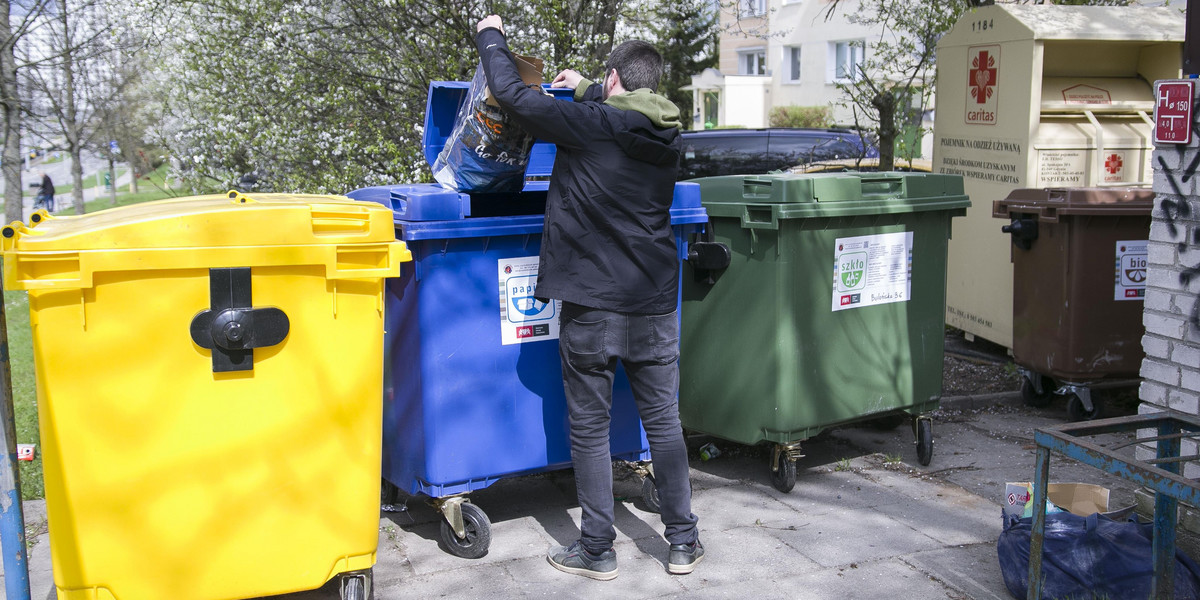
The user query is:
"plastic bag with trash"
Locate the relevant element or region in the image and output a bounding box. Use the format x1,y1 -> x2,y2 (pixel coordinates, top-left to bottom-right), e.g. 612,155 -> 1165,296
432,63 -> 539,193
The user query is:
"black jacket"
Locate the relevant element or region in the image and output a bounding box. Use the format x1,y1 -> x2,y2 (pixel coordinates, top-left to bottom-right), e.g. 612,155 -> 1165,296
476,28 -> 683,314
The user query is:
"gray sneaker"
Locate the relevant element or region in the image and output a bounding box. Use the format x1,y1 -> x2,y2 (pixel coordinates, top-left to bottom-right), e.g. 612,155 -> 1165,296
547,541 -> 618,580
668,539 -> 705,574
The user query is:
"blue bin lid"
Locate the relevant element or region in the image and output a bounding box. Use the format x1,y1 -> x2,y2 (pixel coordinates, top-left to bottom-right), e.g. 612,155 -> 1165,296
347,181 -> 706,239
423,81 -> 574,178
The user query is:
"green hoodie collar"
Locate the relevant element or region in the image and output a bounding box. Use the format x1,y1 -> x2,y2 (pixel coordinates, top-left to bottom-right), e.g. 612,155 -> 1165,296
575,77 -> 681,130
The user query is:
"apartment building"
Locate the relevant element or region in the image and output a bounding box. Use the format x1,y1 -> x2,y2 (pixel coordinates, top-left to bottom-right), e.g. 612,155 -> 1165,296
688,0 -> 879,131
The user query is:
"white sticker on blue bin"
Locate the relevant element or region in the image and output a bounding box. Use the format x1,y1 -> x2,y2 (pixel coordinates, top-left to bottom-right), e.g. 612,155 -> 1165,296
1114,240 -> 1147,302
832,231 -> 913,312
499,256 -> 561,345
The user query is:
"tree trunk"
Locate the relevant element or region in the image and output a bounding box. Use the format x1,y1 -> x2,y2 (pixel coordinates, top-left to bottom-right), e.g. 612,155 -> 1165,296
873,91 -> 896,172
59,0 -> 84,214
1,0 -> 23,223
107,152 -> 115,205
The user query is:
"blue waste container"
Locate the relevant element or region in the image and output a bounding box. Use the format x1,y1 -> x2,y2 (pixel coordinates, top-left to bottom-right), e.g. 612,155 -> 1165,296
348,81 -> 708,559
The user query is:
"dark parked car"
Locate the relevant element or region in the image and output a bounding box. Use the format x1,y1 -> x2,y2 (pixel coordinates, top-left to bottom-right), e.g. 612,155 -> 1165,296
677,128 -> 879,180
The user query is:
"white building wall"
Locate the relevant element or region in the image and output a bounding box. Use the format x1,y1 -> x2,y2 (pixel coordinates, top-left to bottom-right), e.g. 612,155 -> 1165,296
723,75 -> 772,128
766,0 -> 877,125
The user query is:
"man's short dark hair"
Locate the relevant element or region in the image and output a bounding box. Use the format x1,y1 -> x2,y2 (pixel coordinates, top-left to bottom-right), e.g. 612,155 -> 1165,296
606,40 -> 663,92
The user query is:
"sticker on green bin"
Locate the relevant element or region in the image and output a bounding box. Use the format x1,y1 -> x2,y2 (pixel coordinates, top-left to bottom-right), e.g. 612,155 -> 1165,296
1114,240 -> 1147,302
499,256 -> 560,345
832,232 -> 913,311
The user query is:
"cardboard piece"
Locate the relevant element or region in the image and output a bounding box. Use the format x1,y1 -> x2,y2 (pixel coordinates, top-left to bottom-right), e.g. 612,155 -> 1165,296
1004,482 -> 1110,519
485,54 -> 544,107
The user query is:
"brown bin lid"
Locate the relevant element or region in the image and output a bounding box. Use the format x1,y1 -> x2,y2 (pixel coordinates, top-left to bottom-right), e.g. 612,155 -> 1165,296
992,187 -> 1154,222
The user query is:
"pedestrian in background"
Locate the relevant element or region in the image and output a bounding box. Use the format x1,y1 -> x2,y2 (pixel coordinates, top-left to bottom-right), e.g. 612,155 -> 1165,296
474,14 -> 703,581
36,171 -> 55,212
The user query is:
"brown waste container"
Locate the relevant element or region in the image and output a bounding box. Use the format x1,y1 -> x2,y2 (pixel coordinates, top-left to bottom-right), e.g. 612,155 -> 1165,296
994,187 -> 1154,421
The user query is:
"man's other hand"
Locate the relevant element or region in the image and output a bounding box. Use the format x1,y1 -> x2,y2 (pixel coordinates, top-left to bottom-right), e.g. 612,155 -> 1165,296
551,70 -> 584,89
477,15 -> 503,34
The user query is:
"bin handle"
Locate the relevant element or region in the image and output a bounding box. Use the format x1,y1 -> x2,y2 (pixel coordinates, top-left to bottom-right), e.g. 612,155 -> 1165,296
189,267 -> 290,373
859,176 -> 904,198
742,178 -> 774,200
741,206 -> 779,230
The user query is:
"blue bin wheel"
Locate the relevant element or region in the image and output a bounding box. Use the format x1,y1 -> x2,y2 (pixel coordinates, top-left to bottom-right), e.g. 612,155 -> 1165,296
380,478 -> 399,507
915,418 -> 933,466
1066,393 -> 1103,422
641,475 -> 661,514
339,569 -> 372,600
440,502 -> 491,559
770,451 -> 797,493
1021,376 -> 1056,408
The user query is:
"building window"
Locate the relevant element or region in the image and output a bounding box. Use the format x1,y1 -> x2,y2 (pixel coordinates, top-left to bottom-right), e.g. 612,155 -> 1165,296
786,46 -> 801,82
830,40 -> 865,82
738,0 -> 766,18
739,49 -> 766,75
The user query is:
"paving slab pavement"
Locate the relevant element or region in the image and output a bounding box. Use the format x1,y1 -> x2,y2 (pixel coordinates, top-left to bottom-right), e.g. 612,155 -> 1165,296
4,386 -> 1187,600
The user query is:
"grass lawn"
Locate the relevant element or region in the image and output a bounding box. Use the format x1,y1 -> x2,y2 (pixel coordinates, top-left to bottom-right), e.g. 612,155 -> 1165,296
5,290 -> 41,500
8,168 -> 181,500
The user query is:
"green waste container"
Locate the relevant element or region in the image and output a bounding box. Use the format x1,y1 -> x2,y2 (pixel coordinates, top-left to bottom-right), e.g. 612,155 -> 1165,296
680,172 -> 969,491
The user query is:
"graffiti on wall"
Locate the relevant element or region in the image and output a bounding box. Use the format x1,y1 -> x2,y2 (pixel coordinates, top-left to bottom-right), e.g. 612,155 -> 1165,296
1157,141 -> 1200,330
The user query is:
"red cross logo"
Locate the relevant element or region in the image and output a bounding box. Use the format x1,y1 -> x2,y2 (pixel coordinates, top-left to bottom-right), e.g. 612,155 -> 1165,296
970,51 -> 997,104
1105,154 -> 1123,175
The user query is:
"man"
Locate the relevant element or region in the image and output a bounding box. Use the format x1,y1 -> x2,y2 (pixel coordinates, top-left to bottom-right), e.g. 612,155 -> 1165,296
475,15 -> 702,581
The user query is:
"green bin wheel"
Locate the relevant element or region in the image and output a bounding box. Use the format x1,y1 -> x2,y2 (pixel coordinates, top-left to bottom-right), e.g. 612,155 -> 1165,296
340,570 -> 372,600
1021,376 -> 1055,408
770,451 -> 797,493
1066,394 -> 1103,422
439,502 -> 491,559
641,475 -> 661,514
915,418 -> 933,466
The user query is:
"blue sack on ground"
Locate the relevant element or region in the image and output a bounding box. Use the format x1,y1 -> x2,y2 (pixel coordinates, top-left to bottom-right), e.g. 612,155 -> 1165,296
998,510 -> 1200,600
432,63 -> 535,193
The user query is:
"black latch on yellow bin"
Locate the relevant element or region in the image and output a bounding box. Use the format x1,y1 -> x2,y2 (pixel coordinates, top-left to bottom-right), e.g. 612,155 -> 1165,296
190,267 -> 290,373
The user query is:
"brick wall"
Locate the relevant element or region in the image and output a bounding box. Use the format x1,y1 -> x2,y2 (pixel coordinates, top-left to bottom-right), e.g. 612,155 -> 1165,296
1139,80 -> 1200,476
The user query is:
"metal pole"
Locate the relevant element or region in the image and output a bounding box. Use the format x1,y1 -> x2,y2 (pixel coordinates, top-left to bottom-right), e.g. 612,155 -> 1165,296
0,279 -> 31,599
1153,420 -> 1182,600
1186,0 -> 1200,77
1027,446 -> 1050,600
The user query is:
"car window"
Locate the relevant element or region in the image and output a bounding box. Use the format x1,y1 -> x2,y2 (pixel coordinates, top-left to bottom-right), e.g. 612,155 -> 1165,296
679,133 -> 765,179
768,134 -> 861,169
677,129 -> 877,180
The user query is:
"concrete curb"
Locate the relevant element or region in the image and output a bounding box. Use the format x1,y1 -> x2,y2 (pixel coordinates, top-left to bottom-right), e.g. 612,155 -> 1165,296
940,391 -> 1023,411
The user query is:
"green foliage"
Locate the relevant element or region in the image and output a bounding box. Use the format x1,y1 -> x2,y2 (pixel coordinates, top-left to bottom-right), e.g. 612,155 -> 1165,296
129,0 -> 646,194
6,290 -> 42,500
651,0 -> 719,119
831,0 -> 969,169
768,105 -> 833,129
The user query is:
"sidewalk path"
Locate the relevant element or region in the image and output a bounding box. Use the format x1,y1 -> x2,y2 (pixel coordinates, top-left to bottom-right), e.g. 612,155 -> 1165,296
0,384 -> 1161,599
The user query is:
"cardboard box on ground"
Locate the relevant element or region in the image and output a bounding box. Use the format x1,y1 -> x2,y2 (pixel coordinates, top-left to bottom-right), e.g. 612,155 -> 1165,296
1004,482 -> 1114,519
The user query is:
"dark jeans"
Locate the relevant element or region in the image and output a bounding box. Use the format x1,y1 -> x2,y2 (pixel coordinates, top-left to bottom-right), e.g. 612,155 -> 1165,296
558,301 -> 699,554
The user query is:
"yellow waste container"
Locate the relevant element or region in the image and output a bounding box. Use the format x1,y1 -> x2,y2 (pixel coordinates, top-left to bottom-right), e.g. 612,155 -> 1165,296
2,192 -> 410,600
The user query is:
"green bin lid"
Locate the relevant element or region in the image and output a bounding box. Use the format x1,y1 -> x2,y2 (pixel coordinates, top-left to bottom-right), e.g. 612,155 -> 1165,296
992,187 -> 1154,222
691,172 -> 970,220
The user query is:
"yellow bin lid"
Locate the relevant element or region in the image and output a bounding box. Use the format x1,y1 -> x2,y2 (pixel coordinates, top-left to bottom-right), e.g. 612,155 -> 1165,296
2,191 -> 411,291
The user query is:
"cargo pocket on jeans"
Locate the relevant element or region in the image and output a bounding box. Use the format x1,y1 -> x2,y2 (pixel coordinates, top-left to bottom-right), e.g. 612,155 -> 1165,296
647,311 -> 680,365
563,317 -> 608,370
